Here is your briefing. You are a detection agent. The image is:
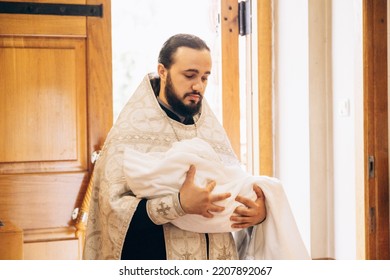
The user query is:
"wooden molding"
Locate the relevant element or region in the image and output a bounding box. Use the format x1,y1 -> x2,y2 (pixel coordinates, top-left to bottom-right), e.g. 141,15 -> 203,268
221,0 -> 241,159
257,0 -> 273,176
23,226 -> 77,243
86,0 -> 113,171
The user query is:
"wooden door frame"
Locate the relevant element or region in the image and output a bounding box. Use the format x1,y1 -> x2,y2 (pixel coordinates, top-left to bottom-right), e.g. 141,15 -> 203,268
221,0 -> 273,174
73,0 -> 113,256
221,0 -> 241,159
363,0 -> 390,260
256,0 -> 273,176
86,0 -> 113,171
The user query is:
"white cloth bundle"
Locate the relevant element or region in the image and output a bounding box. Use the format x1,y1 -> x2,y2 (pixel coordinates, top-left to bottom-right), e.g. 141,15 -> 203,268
124,137 -> 310,259
124,137 -> 257,233
124,138 -> 295,234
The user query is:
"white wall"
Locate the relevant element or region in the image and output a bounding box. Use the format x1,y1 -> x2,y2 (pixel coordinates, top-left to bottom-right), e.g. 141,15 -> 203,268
273,0 -> 363,259
331,0 -> 362,260
273,0 -> 311,254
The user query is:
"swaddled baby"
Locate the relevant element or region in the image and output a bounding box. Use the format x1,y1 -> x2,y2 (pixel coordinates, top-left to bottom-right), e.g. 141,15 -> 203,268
123,137 -> 279,233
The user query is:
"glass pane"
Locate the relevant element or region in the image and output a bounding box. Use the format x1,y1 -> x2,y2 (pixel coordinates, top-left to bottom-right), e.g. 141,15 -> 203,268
112,0 -> 222,121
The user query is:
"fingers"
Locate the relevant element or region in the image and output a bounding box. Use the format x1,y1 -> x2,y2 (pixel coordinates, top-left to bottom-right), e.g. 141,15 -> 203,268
206,180 -> 231,200
181,166 -> 232,217
205,180 -> 216,192
230,209 -> 259,229
211,192 -> 231,202
202,211 -> 214,218
233,205 -> 252,216
231,221 -> 252,229
201,203 -> 228,218
230,209 -> 255,228
253,184 -> 265,200
184,164 -> 196,184
208,203 -> 225,213
235,184 -> 265,208
235,195 -> 255,208
202,193 -> 230,216
230,184 -> 267,228
202,187 -> 230,217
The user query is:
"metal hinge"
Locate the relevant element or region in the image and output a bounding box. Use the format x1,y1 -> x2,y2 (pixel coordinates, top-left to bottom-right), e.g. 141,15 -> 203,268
239,0 -> 251,36
0,1 -> 103,17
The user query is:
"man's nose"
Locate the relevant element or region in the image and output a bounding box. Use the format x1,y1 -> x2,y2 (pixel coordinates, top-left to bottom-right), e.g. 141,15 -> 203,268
192,80 -> 205,92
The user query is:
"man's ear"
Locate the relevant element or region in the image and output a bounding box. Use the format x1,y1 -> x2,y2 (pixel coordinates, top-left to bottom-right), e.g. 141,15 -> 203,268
158,63 -> 167,81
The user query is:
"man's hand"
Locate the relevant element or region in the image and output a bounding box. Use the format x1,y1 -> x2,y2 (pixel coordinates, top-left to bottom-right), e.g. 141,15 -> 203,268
230,184 -> 266,229
179,165 -> 231,218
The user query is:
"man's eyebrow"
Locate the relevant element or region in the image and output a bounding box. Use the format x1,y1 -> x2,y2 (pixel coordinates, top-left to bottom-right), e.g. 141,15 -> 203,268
183,69 -> 211,75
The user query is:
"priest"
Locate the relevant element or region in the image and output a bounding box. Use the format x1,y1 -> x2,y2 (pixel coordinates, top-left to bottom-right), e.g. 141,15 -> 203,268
83,34 -> 309,260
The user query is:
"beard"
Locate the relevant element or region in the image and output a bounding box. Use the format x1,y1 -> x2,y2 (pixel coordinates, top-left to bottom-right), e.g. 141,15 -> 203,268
165,73 -> 202,117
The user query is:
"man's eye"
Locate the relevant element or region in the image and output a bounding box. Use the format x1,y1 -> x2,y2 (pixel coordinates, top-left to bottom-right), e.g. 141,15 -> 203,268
185,75 -> 195,79
202,77 -> 208,82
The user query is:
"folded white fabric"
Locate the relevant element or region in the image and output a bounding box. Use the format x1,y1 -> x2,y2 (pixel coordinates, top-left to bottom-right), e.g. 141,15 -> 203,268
127,138 -> 272,230
124,137 -> 310,259
124,137 -> 257,232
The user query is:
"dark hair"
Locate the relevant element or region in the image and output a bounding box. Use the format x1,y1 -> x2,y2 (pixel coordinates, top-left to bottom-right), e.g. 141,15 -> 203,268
158,34 -> 210,69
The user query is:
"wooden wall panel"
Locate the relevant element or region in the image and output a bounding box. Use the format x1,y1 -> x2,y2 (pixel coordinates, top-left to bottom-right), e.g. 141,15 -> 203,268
0,37 -> 87,173
0,0 -> 86,37
24,239 -> 79,260
0,173 -> 89,230
0,14 -> 86,37
0,220 -> 23,260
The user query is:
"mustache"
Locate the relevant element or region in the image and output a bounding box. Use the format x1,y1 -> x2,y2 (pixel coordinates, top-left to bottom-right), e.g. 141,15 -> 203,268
184,91 -> 202,99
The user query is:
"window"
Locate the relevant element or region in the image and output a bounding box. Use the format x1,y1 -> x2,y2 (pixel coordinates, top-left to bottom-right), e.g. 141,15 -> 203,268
112,0 -> 222,121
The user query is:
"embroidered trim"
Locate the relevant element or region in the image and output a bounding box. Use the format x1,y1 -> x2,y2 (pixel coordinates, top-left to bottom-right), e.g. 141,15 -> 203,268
147,193 -> 185,225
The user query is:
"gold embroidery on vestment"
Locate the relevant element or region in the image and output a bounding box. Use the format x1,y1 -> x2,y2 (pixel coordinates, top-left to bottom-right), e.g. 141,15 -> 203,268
156,201 -> 171,216
217,245 -> 233,260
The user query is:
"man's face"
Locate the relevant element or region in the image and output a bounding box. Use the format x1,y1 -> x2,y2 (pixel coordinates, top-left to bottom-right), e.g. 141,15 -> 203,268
159,47 -> 212,117
164,72 -> 201,116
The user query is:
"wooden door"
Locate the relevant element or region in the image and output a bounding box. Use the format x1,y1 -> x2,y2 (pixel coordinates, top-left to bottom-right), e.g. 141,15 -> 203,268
0,0 -> 112,259
363,0 -> 390,259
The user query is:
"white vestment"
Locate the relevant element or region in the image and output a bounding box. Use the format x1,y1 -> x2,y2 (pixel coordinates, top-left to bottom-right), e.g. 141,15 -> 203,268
83,74 -> 310,260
